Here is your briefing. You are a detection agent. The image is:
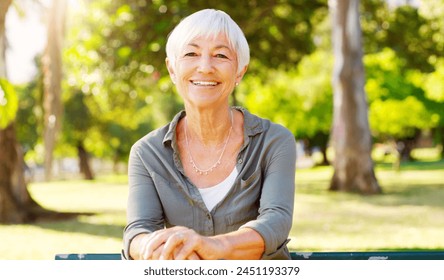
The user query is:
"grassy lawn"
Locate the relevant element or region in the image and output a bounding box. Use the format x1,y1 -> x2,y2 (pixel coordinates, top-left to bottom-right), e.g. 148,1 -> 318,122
0,175 -> 128,260
290,156 -> 444,252
0,154 -> 443,259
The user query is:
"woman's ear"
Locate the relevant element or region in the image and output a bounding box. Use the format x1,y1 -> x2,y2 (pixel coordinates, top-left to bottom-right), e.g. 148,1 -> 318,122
165,58 -> 176,84
235,65 -> 248,85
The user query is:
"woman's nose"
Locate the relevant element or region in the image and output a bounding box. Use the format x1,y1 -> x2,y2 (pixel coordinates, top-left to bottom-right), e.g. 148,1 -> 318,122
197,55 -> 214,73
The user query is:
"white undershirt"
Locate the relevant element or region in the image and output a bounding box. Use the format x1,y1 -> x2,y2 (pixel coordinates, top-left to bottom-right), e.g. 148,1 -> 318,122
198,167 -> 238,211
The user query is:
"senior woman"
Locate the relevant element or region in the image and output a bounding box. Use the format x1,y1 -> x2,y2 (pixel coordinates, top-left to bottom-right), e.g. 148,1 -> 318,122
123,9 -> 296,260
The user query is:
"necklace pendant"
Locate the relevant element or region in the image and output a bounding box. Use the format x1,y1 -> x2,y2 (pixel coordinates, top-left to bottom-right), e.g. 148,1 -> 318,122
184,109 -> 234,176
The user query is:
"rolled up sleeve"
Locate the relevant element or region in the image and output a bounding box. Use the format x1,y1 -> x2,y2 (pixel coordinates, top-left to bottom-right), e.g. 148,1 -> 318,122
123,144 -> 164,260
240,130 -> 296,259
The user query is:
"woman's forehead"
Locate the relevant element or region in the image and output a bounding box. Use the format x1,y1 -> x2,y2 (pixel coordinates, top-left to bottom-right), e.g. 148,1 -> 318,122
183,34 -> 235,50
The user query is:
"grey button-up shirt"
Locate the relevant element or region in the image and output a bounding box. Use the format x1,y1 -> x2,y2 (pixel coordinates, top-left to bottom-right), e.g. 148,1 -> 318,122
123,107 -> 296,259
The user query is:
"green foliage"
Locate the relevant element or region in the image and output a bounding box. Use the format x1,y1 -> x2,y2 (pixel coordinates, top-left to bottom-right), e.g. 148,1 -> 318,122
360,0 -> 391,54
419,0 -> 444,57
385,5 -> 436,72
95,0 -> 327,74
0,78 -> 18,129
423,58 -> 444,103
369,97 -> 432,138
364,48 -> 438,139
14,80 -> 42,151
240,50 -> 333,139
361,1 -> 442,72
63,91 -> 93,142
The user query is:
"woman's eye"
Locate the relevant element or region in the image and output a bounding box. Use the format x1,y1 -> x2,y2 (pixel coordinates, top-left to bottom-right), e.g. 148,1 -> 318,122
184,52 -> 197,57
215,54 -> 228,59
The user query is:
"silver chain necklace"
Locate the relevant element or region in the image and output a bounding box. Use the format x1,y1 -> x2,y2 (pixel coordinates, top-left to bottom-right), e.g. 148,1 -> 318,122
184,110 -> 233,175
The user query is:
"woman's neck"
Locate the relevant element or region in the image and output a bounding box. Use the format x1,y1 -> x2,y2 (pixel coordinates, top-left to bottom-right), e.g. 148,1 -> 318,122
184,107 -> 233,146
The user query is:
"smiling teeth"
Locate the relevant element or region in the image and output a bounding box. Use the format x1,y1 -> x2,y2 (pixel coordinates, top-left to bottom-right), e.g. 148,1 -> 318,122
192,81 -> 218,86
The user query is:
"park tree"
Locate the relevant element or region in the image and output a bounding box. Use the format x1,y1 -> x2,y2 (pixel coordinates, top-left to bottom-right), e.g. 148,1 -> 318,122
63,92 -> 95,179
0,0 -> 29,223
0,1 -> 80,223
365,48 -> 439,164
62,0 -> 161,172
423,59 -> 444,158
240,50 -> 333,165
419,1 -> 444,157
329,0 -> 381,194
360,1 -> 444,159
42,0 -> 67,180
0,1 -> 48,223
419,0 -> 444,56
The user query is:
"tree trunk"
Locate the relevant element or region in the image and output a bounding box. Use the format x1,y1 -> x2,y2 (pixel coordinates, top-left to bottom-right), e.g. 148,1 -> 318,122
329,0 -> 381,194
312,132 -> 330,166
0,122 -> 52,223
0,1 -> 80,223
0,0 -> 26,223
78,141 -> 94,180
320,145 -> 329,166
0,123 -> 26,223
42,0 -> 67,181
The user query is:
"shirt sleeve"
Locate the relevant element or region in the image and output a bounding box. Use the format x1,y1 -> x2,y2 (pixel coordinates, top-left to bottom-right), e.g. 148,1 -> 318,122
122,143 -> 165,260
240,126 -> 296,259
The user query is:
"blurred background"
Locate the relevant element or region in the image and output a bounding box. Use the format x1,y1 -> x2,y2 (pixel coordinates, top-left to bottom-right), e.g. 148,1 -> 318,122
0,0 -> 443,259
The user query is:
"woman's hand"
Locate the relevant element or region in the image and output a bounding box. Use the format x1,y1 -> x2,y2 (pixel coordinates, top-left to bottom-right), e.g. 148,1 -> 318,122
159,227 -> 225,260
149,243 -> 201,260
138,226 -> 208,260
133,226 -> 264,260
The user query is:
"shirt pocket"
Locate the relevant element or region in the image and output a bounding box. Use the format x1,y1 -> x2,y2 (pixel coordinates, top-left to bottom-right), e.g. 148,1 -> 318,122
224,207 -> 258,228
240,168 -> 262,189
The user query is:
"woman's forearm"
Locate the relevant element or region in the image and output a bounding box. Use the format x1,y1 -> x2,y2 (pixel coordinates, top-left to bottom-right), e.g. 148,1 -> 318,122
209,228 -> 265,260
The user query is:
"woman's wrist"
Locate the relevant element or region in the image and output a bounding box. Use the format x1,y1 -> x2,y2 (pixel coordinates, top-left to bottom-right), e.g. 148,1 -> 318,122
208,235 -> 232,260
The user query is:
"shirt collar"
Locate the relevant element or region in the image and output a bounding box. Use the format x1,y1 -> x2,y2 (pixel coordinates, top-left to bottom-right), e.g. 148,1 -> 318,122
163,110 -> 186,146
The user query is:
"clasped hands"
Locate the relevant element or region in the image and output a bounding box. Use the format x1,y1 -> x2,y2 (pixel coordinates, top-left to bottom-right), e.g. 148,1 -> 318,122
138,226 -> 224,260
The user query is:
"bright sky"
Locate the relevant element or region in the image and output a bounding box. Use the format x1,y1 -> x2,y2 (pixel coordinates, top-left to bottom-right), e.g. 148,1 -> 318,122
5,0 -> 80,84
5,5 -> 46,84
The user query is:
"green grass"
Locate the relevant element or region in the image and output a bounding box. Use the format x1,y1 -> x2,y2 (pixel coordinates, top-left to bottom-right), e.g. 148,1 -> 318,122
0,175 -> 128,260
0,158 -> 443,259
289,159 -> 444,252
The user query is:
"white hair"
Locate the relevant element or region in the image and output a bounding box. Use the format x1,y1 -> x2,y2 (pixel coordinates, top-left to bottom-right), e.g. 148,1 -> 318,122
166,9 -> 250,74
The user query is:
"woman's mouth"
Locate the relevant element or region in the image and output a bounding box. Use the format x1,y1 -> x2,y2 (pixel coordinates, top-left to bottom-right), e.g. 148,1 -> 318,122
191,80 -> 219,86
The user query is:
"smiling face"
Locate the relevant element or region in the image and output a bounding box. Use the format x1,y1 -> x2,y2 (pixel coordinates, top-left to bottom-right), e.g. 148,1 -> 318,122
166,33 -> 247,109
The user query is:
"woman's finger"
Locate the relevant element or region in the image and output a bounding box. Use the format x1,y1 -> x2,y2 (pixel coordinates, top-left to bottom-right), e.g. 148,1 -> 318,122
186,251 -> 201,260
160,232 -> 186,260
150,244 -> 165,260
142,229 -> 177,259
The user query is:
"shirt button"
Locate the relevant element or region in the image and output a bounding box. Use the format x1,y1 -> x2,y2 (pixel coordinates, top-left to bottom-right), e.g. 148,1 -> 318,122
238,158 -> 243,164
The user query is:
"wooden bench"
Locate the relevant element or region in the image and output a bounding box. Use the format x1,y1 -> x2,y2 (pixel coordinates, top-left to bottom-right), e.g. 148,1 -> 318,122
55,251 -> 444,260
